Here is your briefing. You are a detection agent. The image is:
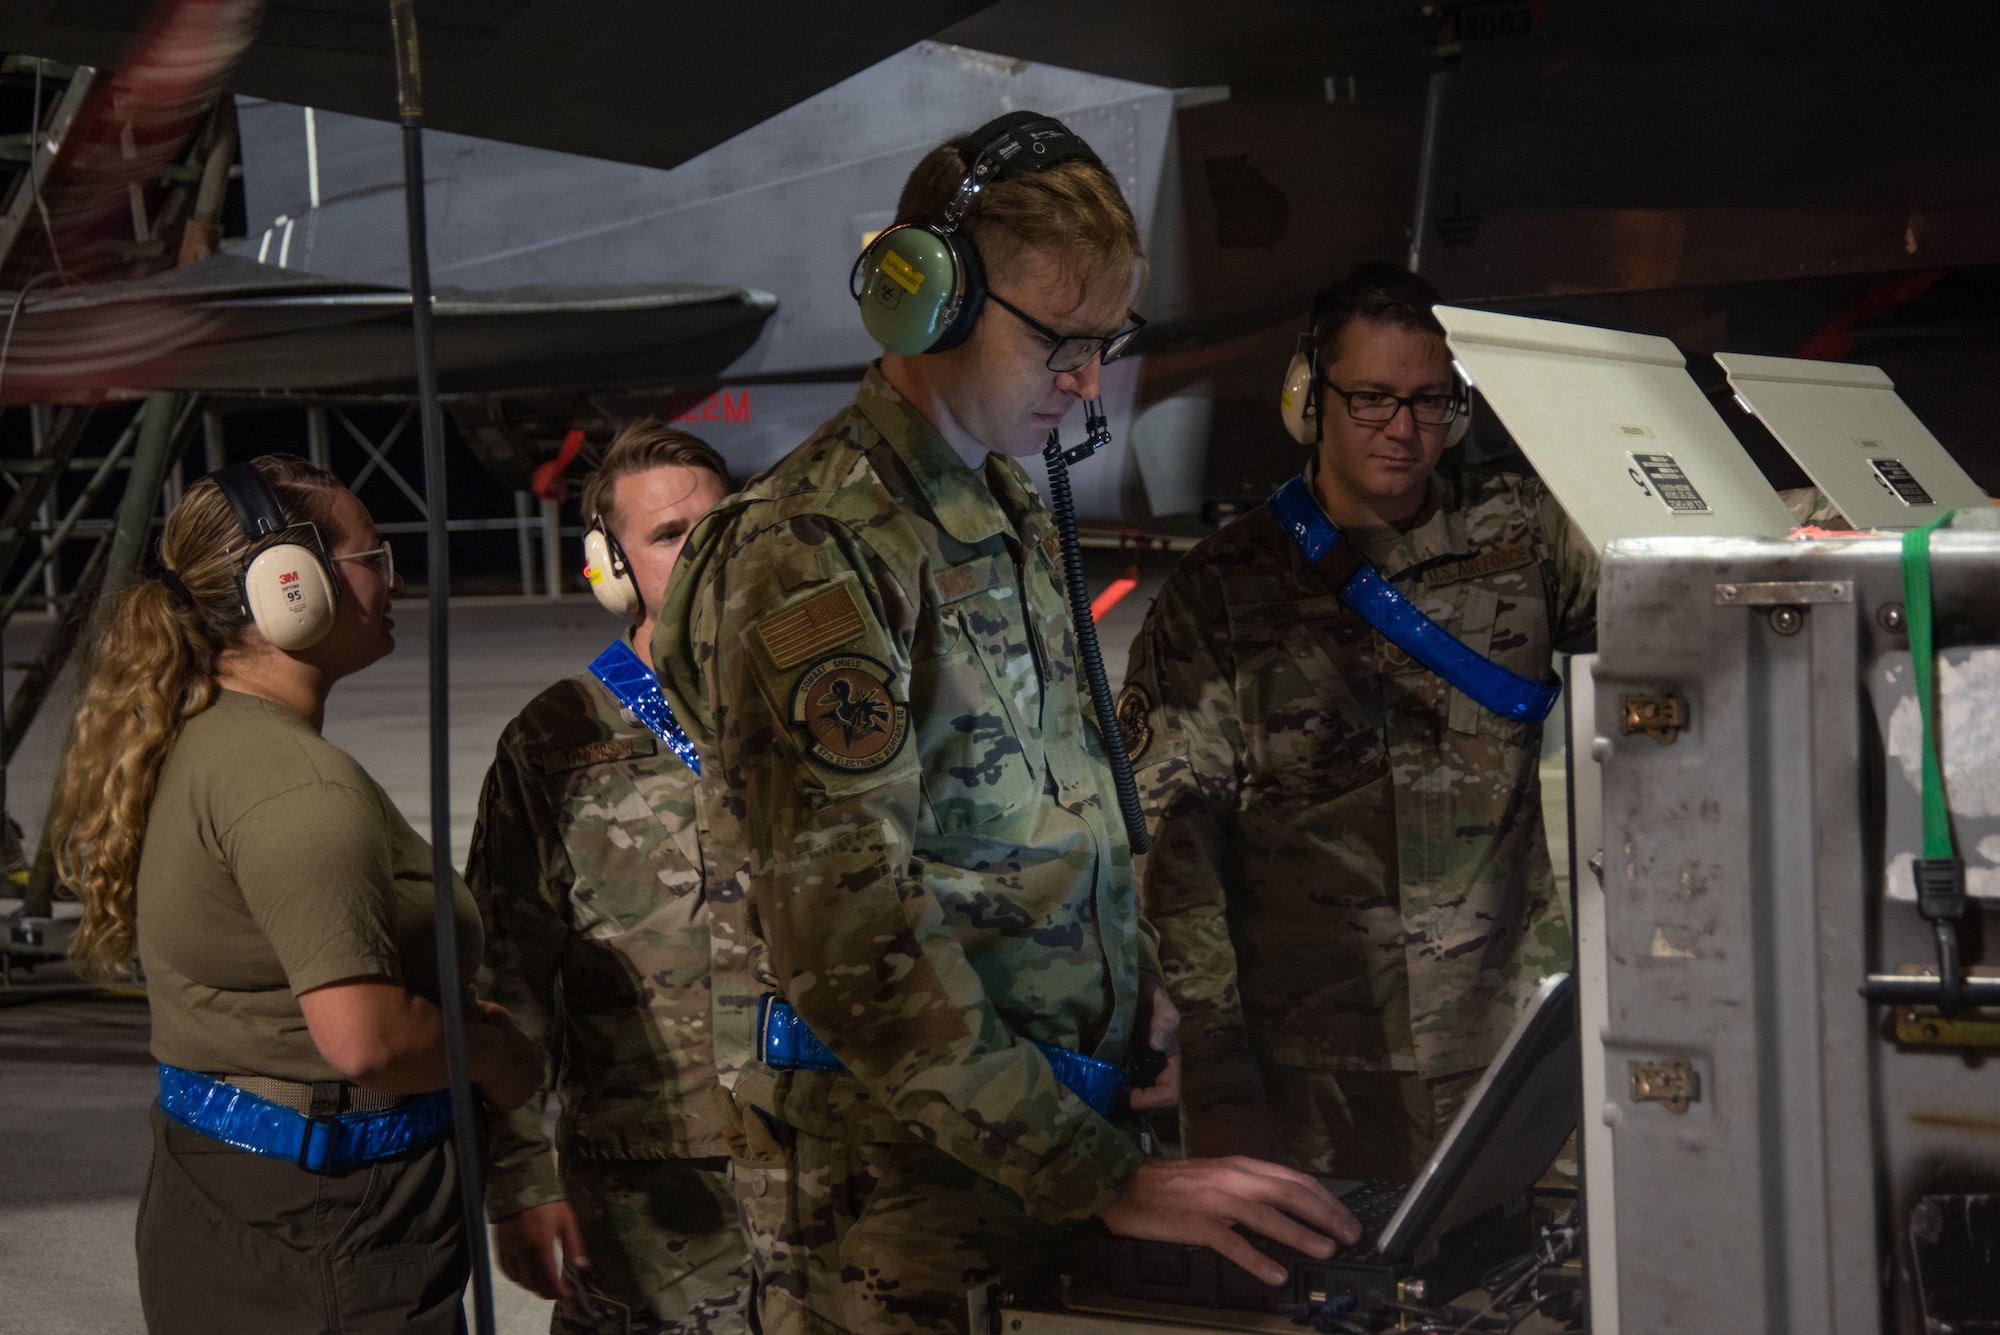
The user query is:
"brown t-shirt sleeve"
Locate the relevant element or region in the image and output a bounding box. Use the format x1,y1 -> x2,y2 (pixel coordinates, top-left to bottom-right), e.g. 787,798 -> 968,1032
223,781 -> 404,997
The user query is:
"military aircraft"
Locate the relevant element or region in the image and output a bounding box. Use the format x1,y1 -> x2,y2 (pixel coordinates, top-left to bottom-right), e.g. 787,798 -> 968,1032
5,0 -> 1995,536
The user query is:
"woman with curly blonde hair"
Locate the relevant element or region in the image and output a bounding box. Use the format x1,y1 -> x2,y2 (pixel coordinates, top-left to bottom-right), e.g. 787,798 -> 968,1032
49,453 -> 542,1334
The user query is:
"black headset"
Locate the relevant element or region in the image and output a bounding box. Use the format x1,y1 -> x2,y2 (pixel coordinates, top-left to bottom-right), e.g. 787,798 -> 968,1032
850,111 -> 1105,357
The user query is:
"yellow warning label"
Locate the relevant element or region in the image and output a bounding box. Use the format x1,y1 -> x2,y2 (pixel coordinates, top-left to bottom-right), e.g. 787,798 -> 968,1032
880,248 -> 926,295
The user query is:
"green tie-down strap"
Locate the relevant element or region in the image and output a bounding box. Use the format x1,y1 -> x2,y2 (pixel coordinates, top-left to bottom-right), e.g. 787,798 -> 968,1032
1864,510 -> 1996,1015
1900,510 -> 1959,862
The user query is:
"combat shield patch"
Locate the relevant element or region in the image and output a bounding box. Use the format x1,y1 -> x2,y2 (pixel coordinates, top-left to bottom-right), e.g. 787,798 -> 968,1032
791,654 -> 909,772
1115,682 -> 1153,763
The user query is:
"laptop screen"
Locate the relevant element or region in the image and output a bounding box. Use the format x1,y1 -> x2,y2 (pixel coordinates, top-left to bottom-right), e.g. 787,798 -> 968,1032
1435,306 -> 1796,553
1713,352 -> 1987,531
1378,973 -> 1578,1259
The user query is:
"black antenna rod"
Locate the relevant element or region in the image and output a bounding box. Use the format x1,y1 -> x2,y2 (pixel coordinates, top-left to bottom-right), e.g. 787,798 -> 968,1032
387,4 -> 497,1334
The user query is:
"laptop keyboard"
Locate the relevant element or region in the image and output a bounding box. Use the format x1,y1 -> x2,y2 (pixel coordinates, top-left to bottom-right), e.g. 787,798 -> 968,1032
1335,1179 -> 1406,1261
1248,1178 -> 1405,1265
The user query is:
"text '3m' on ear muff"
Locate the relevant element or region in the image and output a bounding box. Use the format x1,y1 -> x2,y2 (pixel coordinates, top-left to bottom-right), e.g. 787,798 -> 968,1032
209,463 -> 340,652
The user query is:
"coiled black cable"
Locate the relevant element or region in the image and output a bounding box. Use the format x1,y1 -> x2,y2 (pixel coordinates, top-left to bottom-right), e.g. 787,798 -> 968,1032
1042,405 -> 1150,854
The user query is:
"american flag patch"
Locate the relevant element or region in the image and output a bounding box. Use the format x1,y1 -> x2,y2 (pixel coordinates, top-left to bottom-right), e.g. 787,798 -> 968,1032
757,584 -> 866,668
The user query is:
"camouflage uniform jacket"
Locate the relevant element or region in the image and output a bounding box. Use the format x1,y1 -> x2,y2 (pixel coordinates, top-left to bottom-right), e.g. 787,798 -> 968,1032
1123,457 -> 1594,1117
468,634 -> 730,1220
654,365 -> 1155,1226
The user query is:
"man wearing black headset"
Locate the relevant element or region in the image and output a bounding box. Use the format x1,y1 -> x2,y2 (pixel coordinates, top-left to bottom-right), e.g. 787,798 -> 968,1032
1120,264 -> 1596,1182
653,114 -> 1357,1335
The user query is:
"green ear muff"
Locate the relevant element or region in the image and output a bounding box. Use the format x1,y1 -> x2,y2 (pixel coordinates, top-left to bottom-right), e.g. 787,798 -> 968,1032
852,112 -> 1095,356
852,223 -> 975,355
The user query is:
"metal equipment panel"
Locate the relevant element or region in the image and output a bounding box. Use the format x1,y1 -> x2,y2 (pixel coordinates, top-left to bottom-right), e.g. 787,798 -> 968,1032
1714,352 -> 1988,530
1592,528 -> 2000,1334
1435,306 -> 1796,553
1565,653 -> 1619,1335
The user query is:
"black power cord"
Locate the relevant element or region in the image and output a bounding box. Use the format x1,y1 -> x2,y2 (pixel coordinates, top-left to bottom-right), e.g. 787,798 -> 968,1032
1041,399 -> 1149,854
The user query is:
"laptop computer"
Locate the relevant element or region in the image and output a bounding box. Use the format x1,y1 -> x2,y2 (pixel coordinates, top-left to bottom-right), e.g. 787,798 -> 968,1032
1713,351 -> 1988,531
1099,973 -> 1578,1315
1433,306 -> 1796,554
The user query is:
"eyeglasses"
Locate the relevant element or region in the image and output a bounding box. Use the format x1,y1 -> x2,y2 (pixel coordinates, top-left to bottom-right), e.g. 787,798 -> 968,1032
1322,381 -> 1465,427
330,540 -> 395,585
986,290 -> 1146,373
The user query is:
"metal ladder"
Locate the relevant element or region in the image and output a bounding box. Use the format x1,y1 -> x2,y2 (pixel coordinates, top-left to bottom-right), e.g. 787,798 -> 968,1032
1,52 -> 226,964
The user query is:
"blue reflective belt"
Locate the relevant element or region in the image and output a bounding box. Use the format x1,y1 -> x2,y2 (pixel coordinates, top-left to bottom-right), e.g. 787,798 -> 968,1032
157,1065 -> 454,1172
1267,475 -> 1559,724
757,996 -> 1125,1119
589,639 -> 702,776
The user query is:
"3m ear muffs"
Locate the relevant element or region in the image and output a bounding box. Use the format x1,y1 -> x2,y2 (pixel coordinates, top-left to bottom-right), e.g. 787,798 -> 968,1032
210,463 -> 339,652
1278,334 -> 1474,448
582,514 -> 641,619
851,111 -> 1104,356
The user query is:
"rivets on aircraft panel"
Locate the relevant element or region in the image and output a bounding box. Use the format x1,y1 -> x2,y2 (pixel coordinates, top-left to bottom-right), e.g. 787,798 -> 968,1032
1768,606 -> 1804,635
1878,602 -> 1907,632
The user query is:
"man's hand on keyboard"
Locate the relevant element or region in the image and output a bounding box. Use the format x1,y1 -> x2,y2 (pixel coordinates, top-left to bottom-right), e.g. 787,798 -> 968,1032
1097,1157 -> 1362,1286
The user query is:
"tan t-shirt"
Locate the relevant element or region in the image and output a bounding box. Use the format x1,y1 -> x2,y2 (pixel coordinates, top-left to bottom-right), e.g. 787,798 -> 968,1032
136,689 -> 482,1083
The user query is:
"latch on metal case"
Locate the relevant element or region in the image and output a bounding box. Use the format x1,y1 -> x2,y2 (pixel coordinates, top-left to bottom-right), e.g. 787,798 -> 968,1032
1629,1056 -> 1700,1113
1621,691 -> 1687,744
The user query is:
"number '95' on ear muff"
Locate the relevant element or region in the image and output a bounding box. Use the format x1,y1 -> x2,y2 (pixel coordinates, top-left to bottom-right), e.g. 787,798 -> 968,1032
209,462 -> 339,652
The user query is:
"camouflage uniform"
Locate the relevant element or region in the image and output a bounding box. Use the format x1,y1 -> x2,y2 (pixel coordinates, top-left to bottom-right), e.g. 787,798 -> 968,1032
653,366 -> 1153,1335
468,638 -> 751,1335
1122,456 -> 1594,1179
1780,485 -> 1850,529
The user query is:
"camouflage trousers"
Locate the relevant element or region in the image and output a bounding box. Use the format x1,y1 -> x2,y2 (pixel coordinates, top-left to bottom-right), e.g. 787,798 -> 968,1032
1262,1065 -> 1578,1189
731,1099 -> 1081,1335
1263,1064 -> 1486,1181
553,1157 -> 752,1335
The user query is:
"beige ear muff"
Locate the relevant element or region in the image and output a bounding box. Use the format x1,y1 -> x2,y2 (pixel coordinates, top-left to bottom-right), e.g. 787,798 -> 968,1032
583,524 -> 641,619
1446,392 -> 1473,448
242,541 -> 338,651
1282,350 -> 1477,449
1279,351 -> 1318,445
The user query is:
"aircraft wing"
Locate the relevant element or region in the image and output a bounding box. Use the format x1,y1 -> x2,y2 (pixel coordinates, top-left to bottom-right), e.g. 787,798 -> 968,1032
2,252 -> 776,400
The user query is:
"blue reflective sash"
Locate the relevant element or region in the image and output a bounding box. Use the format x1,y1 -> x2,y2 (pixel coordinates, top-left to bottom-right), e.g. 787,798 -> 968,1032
157,1065 -> 453,1172
757,996 -> 1126,1119
1267,475 -> 1559,724
589,639 -> 702,776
